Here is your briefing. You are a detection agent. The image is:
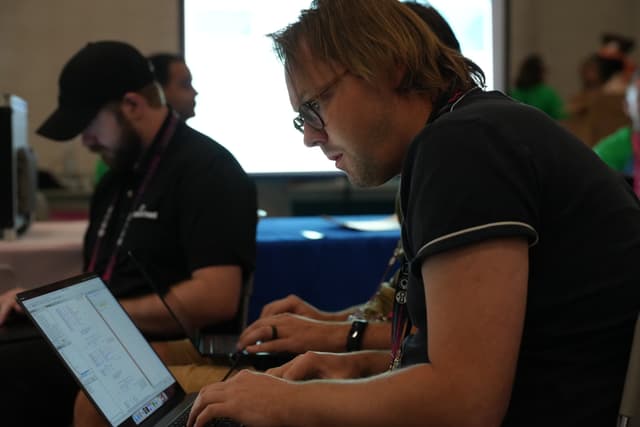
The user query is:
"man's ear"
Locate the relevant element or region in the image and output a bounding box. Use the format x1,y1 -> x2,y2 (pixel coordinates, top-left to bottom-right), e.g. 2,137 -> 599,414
120,92 -> 146,121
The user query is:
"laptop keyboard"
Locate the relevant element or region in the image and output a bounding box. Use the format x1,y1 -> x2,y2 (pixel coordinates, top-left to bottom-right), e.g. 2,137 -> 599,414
213,418 -> 244,427
168,406 -> 191,426
168,405 -> 243,427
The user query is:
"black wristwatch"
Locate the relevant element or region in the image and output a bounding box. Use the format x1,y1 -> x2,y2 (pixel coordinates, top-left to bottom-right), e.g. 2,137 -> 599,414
346,319 -> 368,352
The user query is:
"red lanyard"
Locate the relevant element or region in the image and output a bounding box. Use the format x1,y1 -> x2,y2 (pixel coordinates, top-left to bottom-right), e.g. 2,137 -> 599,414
390,259 -> 411,370
87,112 -> 179,283
388,88 -> 480,369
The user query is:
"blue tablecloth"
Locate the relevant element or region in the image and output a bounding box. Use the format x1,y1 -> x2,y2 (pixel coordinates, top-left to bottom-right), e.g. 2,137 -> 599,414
250,215 -> 400,322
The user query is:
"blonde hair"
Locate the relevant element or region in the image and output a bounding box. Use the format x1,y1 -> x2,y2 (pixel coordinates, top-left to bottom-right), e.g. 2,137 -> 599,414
269,0 -> 484,101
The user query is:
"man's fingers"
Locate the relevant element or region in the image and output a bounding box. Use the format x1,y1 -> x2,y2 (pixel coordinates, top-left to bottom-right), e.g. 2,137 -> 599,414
0,303 -> 11,325
239,323 -> 283,349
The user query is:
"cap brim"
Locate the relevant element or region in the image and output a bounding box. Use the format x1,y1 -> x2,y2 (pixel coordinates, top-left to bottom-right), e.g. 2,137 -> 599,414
36,106 -> 98,141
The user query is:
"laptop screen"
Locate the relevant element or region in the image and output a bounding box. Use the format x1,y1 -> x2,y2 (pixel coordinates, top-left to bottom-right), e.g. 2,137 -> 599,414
19,275 -> 177,426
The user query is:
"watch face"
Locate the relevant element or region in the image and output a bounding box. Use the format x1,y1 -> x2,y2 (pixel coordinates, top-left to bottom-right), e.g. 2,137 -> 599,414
346,319 -> 368,352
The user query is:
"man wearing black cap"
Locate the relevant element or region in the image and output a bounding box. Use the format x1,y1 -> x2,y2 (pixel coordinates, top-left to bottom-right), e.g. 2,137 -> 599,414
0,40 -> 257,425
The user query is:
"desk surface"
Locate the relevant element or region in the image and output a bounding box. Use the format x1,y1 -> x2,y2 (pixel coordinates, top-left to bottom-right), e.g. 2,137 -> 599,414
0,221 -> 85,291
0,217 -> 401,324
252,215 -> 400,321
0,221 -> 86,249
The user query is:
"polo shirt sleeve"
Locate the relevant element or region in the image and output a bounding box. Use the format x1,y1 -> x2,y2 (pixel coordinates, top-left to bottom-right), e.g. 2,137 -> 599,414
177,150 -> 257,276
403,117 -> 539,266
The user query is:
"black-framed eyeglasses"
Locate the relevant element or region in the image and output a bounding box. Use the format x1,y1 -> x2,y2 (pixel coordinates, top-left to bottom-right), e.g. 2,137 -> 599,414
293,70 -> 349,133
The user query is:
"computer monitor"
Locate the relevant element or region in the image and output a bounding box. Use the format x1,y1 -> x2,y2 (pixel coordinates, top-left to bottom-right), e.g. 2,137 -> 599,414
0,94 -> 38,239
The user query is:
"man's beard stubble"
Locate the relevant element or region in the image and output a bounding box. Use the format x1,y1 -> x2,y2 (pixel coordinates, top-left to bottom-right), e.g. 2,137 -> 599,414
109,120 -> 144,175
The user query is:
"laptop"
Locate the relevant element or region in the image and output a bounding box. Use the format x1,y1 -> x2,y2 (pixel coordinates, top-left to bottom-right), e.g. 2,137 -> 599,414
16,273 -> 206,427
127,251 -> 295,369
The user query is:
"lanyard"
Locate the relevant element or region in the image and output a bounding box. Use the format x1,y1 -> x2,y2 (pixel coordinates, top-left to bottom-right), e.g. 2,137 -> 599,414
87,112 -> 179,283
389,87 -> 480,370
428,87 -> 480,125
389,259 -> 411,370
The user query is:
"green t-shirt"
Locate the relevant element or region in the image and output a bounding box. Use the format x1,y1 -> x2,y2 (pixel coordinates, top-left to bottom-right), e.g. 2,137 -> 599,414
510,84 -> 566,120
593,126 -> 633,173
95,158 -> 109,184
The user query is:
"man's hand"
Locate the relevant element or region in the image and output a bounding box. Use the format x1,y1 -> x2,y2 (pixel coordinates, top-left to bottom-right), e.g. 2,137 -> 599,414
259,294 -> 337,320
0,288 -> 26,325
187,370 -> 294,427
267,350 -> 389,381
237,313 -> 349,354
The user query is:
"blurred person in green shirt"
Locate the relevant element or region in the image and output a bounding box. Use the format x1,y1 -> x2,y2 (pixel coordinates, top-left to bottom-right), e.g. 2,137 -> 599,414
510,54 -> 566,120
593,70 -> 640,193
593,126 -> 633,174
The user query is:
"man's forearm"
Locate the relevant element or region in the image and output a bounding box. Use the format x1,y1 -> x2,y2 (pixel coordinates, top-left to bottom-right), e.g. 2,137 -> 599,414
120,293 -> 180,335
283,363 -> 502,427
281,365 -> 429,427
322,320 -> 392,353
362,321 -> 392,350
121,265 -> 242,336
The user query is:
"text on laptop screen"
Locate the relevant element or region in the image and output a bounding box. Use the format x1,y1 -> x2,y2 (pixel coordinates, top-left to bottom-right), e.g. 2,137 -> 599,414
21,277 -> 175,426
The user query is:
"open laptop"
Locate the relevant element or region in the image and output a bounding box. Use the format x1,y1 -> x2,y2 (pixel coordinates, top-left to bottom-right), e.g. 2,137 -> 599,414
16,273 -> 222,427
127,251 -> 295,369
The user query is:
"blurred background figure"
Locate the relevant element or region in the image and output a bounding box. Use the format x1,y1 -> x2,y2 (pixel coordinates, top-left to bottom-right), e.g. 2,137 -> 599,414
95,53 -> 198,183
598,33 -> 636,94
593,70 -> 640,195
148,53 -> 198,119
578,53 -> 606,93
510,53 -> 566,120
563,33 -> 636,147
569,34 -> 636,115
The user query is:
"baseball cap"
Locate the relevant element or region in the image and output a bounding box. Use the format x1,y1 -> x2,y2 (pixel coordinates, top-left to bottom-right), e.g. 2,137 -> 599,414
37,41 -> 155,141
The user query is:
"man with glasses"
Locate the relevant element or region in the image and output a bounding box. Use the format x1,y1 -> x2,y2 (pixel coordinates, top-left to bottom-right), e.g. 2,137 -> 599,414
293,70 -> 349,133
186,1 -> 640,426
235,1 -> 462,357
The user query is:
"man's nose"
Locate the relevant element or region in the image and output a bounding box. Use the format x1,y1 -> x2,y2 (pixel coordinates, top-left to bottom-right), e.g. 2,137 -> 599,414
303,125 -> 327,147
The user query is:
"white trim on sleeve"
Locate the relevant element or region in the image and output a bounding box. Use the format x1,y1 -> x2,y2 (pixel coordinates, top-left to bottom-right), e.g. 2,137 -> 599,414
415,221 -> 539,260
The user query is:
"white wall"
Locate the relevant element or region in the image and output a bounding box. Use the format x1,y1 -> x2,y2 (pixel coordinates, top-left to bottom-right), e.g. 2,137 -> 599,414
0,0 -> 179,188
509,0 -> 640,100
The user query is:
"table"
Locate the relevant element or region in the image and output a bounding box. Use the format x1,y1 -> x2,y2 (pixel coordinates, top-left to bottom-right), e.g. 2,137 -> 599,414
0,217 -> 401,324
0,221 -> 85,292
251,215 -> 401,322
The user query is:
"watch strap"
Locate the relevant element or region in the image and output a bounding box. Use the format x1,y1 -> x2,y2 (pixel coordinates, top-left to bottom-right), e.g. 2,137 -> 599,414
346,319 -> 368,352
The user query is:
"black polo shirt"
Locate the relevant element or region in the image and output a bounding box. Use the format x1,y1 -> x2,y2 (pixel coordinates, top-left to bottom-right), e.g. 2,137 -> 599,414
400,90 -> 640,426
84,111 -> 257,309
